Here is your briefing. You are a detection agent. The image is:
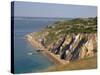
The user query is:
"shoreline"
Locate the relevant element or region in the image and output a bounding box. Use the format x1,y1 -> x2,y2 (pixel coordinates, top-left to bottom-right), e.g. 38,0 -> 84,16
25,33 -> 69,65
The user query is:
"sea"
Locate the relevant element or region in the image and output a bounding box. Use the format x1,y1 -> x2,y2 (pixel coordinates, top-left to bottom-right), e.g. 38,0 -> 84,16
13,17 -> 70,74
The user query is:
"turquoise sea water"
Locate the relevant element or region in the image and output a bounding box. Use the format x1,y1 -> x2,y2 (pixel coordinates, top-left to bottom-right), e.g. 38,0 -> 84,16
14,18 -> 57,74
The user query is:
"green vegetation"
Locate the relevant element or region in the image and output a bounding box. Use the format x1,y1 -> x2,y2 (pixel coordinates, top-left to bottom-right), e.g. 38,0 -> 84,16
36,17 -> 97,46
46,17 -> 97,33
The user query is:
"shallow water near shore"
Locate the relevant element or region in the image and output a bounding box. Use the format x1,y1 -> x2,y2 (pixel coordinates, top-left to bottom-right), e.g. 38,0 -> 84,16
14,17 -> 60,73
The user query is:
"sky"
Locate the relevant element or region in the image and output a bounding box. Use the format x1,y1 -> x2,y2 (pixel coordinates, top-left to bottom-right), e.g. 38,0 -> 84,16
13,1 -> 97,18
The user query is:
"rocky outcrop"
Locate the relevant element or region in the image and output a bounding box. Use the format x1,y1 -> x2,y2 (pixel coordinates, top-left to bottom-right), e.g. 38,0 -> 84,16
79,34 -> 97,59
50,35 -> 66,54
48,33 -> 97,61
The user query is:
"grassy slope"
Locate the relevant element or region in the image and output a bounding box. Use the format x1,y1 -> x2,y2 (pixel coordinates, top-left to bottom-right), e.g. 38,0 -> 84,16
47,56 -> 97,71
42,17 -> 97,46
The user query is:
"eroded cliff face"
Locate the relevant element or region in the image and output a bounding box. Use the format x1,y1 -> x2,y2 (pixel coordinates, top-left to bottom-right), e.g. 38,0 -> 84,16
46,33 -> 97,61
26,31 -> 97,63
79,34 -> 97,59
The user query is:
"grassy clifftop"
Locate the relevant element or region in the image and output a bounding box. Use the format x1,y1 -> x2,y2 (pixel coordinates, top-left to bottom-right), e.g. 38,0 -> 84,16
34,17 -> 97,46
46,17 -> 97,33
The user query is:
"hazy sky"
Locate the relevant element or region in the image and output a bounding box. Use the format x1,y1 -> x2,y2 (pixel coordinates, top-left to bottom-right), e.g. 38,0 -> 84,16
13,1 -> 97,18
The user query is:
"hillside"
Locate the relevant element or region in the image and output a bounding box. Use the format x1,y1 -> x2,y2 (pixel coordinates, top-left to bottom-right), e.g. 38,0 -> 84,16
34,17 -> 97,46
26,17 -> 97,71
